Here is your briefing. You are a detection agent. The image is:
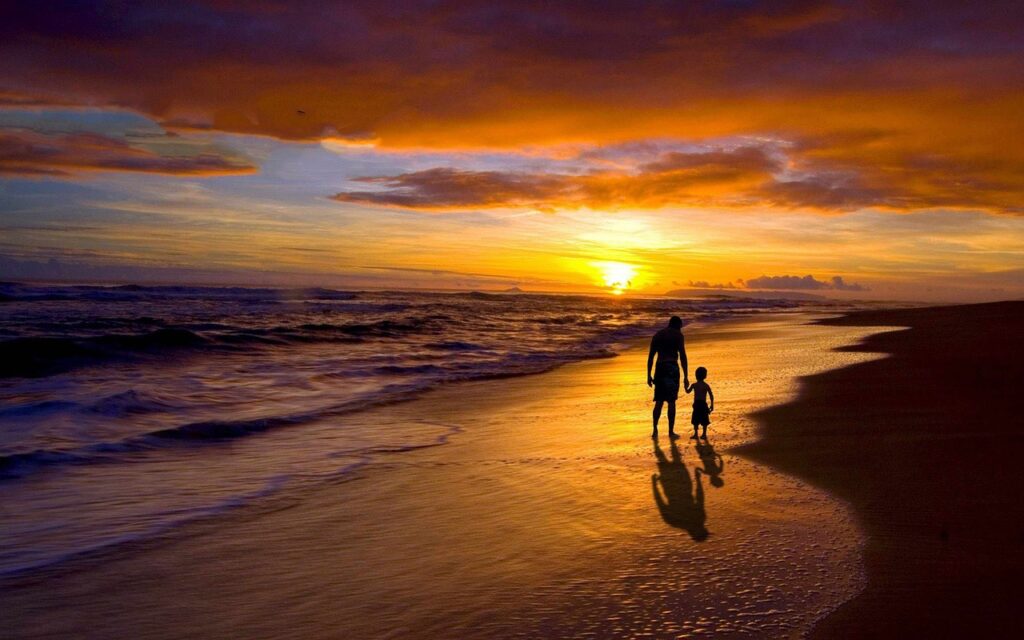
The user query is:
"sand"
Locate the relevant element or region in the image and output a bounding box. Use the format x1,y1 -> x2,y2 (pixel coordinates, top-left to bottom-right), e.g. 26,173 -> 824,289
739,301 -> 1024,637
1,313 -> 882,639
7,306 -> 1013,638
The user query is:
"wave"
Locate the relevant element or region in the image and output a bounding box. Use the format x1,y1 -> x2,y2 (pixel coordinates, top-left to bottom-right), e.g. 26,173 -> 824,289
0,316 -> 457,378
426,340 -> 485,351
303,287 -> 358,301
374,363 -> 446,376
0,336 -> 99,377
0,283 -> 360,303
0,393 -> 459,482
0,341 -> 625,480
0,328 -> 209,378
0,473 -> 297,578
0,399 -> 80,418
86,390 -> 177,417
0,419 -> 465,578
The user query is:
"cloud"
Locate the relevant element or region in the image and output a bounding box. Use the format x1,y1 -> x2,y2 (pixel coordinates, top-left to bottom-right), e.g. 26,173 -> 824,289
687,280 -> 738,290
745,274 -> 868,292
333,145 -> 786,211
829,276 -> 867,292
1,2 -> 1023,213
359,264 -> 524,284
332,141 -> 1021,214
745,275 -> 831,290
0,129 -> 256,177
335,168 -> 575,210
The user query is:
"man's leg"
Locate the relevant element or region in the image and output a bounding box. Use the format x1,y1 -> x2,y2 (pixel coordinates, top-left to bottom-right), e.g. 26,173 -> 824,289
652,400 -> 663,436
667,401 -> 676,436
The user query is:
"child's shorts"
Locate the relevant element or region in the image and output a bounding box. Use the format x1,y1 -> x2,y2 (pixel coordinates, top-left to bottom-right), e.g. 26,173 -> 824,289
691,401 -> 711,427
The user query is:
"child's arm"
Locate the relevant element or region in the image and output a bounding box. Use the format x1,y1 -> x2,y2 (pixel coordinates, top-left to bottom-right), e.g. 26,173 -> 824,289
707,385 -> 714,412
684,381 -> 693,393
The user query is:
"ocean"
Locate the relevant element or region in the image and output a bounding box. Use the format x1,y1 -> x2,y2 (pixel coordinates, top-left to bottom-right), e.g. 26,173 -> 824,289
0,283 -> 845,578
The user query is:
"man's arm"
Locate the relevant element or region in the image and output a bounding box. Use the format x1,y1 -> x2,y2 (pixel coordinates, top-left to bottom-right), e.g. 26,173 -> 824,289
679,334 -> 689,385
647,337 -> 656,387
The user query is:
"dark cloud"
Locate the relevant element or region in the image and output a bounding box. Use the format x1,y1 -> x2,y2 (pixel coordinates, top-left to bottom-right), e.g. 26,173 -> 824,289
746,274 -> 831,290
758,172 -> 896,211
745,274 -> 868,291
336,168 -> 575,210
687,280 -> 738,290
829,276 -> 866,292
0,129 -> 256,177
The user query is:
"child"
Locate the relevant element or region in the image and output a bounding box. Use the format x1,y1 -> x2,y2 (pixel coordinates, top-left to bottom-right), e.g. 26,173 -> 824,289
685,366 -> 714,440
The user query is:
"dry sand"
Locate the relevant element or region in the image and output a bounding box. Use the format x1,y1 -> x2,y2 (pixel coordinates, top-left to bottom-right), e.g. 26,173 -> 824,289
739,301 -> 1024,638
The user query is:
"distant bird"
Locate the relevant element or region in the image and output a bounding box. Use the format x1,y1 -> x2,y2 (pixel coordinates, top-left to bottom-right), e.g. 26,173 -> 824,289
296,110 -> 306,115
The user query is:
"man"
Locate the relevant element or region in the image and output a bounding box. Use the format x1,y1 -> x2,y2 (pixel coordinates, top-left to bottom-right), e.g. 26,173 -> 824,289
647,315 -> 689,438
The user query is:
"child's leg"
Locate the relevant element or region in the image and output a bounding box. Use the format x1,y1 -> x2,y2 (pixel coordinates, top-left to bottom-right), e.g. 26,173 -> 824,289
652,400 -> 663,435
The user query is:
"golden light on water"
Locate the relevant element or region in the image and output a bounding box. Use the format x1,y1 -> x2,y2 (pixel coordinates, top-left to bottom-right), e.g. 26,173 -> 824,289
592,260 -> 638,295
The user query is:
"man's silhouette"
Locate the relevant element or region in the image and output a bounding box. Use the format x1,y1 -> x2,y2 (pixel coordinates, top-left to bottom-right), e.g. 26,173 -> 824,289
652,440 -> 708,541
647,315 -> 689,438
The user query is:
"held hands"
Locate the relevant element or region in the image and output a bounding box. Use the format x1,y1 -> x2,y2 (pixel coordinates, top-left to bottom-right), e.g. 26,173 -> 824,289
647,375 -> 654,387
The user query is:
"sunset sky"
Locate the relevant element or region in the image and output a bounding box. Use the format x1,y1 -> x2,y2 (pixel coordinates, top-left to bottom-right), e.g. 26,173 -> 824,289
1,1 -> 1022,301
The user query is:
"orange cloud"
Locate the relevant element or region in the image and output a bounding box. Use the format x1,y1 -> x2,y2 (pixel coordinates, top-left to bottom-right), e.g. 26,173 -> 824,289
2,2 -> 1023,213
332,142 -> 1024,214
333,146 -> 780,211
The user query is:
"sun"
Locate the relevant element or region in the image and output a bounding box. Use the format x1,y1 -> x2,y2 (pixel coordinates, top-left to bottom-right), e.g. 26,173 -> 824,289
592,260 -> 637,295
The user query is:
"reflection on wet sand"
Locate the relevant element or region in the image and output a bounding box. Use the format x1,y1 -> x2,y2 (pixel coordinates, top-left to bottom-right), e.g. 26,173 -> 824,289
652,440 -> 709,541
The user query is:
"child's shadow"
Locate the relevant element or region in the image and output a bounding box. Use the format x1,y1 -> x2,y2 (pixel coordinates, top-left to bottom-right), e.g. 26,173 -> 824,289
695,440 -> 725,488
652,440 -> 708,541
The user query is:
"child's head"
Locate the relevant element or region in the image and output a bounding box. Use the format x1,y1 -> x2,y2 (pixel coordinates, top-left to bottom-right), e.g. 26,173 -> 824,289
695,366 -> 708,381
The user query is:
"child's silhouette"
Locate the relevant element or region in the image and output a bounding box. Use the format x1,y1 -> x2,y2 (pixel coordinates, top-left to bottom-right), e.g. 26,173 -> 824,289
685,366 -> 714,440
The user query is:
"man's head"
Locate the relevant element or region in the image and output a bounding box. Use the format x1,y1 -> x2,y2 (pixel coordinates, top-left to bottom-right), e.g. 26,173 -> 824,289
668,316 -> 683,329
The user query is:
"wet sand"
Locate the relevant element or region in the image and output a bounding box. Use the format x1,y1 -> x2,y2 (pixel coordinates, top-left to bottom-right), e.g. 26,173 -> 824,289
739,301 -> 1024,638
2,314 -> 886,638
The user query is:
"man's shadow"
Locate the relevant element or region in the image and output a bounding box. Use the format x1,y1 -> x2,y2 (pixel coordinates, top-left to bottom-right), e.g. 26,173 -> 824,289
652,440 -> 708,541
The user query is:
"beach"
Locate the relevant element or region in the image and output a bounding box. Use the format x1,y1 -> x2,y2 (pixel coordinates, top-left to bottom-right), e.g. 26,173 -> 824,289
2,312 -> 880,639
3,303 -> 1021,638
740,301 -> 1024,637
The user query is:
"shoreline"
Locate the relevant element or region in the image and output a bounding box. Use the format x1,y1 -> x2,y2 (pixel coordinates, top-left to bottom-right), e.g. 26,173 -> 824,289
738,301 -> 1024,637
1,312 -> 882,638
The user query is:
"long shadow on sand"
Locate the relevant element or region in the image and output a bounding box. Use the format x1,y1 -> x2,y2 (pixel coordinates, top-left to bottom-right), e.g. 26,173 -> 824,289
652,440 -> 708,541
695,441 -> 725,489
